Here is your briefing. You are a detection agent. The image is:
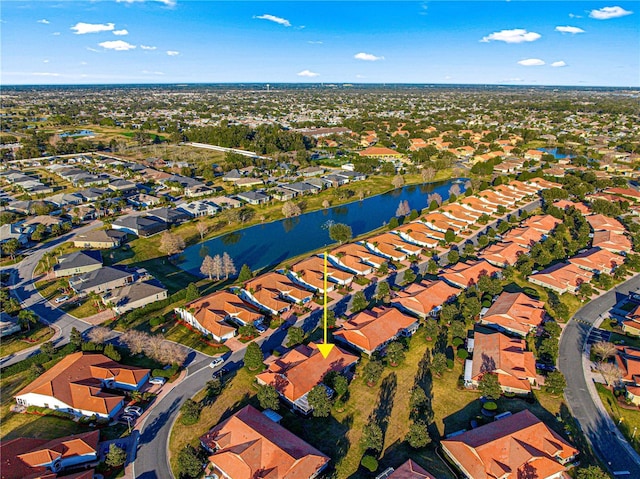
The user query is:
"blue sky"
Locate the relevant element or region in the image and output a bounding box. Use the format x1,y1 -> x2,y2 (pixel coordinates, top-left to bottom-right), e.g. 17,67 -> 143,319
2,1 -> 638,86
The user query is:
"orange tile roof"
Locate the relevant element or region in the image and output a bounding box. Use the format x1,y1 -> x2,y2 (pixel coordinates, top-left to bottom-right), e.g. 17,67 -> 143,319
615,346 -> 640,383
16,353 -> 148,416
442,410 -> 577,479
527,178 -> 562,189
604,187 -> 640,201
441,204 -> 482,223
334,307 -> 418,354
460,197 -> 496,214
587,214 -> 625,233
440,260 -> 502,289
185,291 -> 262,338
481,292 -> 546,336
201,405 -> 329,479
471,331 -> 536,393
529,263 -> 593,294
245,272 -> 313,309
256,343 -> 358,403
292,256 -> 354,291
478,191 -> 513,207
331,243 -> 385,273
359,146 -> 403,157
553,200 -> 592,215
521,215 -> 561,234
501,227 -> 545,249
394,223 -> 440,248
366,233 -> 421,261
391,280 -> 460,318
387,459 -> 437,479
1,431 -> 99,479
479,241 -> 528,267
568,247 -> 624,273
422,212 -> 467,232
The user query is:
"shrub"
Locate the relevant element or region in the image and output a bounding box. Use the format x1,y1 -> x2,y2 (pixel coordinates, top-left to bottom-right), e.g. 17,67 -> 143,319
457,349 -> 469,360
149,316 -> 164,328
446,359 -> 454,369
483,401 -> 498,411
452,337 -> 464,348
1,343 -> 76,377
151,363 -> 179,379
361,455 -> 378,472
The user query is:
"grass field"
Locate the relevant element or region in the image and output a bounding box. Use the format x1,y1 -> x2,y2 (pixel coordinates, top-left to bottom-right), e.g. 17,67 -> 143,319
61,297 -> 102,319
596,383 -> 640,453
164,321 -> 231,356
0,324 -> 55,357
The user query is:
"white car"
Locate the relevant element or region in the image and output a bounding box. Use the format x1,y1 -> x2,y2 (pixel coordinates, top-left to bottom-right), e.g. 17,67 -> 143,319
149,377 -> 166,385
55,295 -> 69,304
209,357 -> 225,368
124,406 -> 143,416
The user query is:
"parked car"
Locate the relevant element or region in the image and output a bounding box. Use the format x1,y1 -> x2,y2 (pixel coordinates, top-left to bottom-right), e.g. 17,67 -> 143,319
255,322 -> 268,333
149,377 -> 166,385
55,295 -> 69,304
209,357 -> 225,368
120,414 -> 136,424
124,405 -> 143,416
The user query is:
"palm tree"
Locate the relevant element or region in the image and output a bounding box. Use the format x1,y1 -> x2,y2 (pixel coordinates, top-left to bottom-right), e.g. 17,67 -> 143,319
18,309 -> 38,331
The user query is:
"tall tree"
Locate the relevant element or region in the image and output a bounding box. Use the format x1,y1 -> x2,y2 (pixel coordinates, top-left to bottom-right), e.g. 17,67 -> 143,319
18,309 -> 38,331
200,255 -> 217,280
222,252 -> 236,279
307,385 -> 331,417
244,342 -> 264,371
238,264 -> 253,282
196,221 -> 208,240
329,223 -> 353,244
392,174 -> 405,189
2,238 -> 20,259
257,384 -> 280,411
479,373 -> 502,400
282,201 -> 302,218
159,232 -> 185,257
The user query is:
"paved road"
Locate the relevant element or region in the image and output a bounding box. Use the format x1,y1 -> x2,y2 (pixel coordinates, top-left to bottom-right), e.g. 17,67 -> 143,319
1,222 -> 101,368
559,274 -> 640,475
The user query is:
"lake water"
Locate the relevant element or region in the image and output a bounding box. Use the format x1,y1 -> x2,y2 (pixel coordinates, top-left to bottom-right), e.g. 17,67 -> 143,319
538,147 -> 574,159
178,178 -> 465,275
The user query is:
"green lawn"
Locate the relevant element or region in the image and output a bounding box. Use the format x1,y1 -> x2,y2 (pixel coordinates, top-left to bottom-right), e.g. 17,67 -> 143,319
61,298 -> 102,318
164,321 -> 231,356
0,324 -> 55,357
596,383 -> 640,453
35,279 -> 67,301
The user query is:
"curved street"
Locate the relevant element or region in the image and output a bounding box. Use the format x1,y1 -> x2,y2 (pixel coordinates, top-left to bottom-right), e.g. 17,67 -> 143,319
2,222 -> 101,368
559,274 -> 640,476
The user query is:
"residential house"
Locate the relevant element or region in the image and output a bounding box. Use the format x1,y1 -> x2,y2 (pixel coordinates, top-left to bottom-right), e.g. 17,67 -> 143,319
176,291 -> 263,342
479,241 -> 528,268
127,193 -> 161,208
243,272 -> 313,315
467,330 -> 537,394
0,222 -> 35,245
460,197 -> 496,215
442,410 -> 577,479
376,460 -> 437,479
554,199 -> 592,215
422,212 -> 466,234
236,190 -> 271,205
604,187 -> 640,202
176,200 -> 220,218
299,166 -> 325,177
103,281 -> 167,314
440,260 -> 502,289
391,280 -> 460,319
200,405 -> 329,479
501,226 -> 546,249
270,186 -> 297,201
623,304 -> 640,336
334,307 -> 419,356
529,263 -> 593,295
210,196 -> 242,209
53,250 -> 103,278
256,343 -> 358,413
365,233 -> 421,262
615,346 -> 640,405
521,215 -> 561,235
479,292 -> 546,337
394,223 -> 440,249
108,179 -> 138,196
112,215 -> 167,237
15,352 -> 149,418
441,204 -> 482,224
478,190 -> 513,208
291,256 -> 354,293
72,229 -> 127,249
359,146 -> 404,159
283,181 -> 321,195
592,230 -> 632,254
1,431 -> 99,479
146,207 -> 191,226
69,266 -> 134,295
586,214 -> 626,234
568,247 -> 624,274
330,243 -> 386,275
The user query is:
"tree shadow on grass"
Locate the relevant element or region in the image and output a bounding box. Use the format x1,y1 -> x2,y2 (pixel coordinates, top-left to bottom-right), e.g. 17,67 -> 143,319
373,373 -> 397,439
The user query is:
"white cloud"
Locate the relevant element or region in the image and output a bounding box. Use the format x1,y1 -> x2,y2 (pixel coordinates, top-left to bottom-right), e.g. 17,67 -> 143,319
356,74 -> 366,79
52,32 -> 61,36
589,6 -> 633,19
80,62 -> 88,65
481,28 -> 541,43
99,40 -> 136,51
297,70 -> 319,77
308,41 -> 323,44
555,25 -> 585,34
37,19 -> 50,24
354,52 -> 384,61
71,22 -> 115,34
569,13 -> 583,18
166,50 -> 179,56
140,45 -> 157,50
113,29 -> 129,36
116,0 -> 176,6
43,59 -> 50,63
551,61 -> 567,67
32,72 -> 61,77
142,70 -> 165,75
517,58 -> 545,66
253,14 -> 291,27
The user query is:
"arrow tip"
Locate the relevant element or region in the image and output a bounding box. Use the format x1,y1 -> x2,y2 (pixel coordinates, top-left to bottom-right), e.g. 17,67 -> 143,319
317,343 -> 335,359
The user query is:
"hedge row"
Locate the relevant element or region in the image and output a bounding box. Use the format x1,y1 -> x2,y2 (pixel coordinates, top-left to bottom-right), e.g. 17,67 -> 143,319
26,405 -> 75,420
151,363 -> 179,379
120,289 -> 187,326
2,343 -> 76,377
